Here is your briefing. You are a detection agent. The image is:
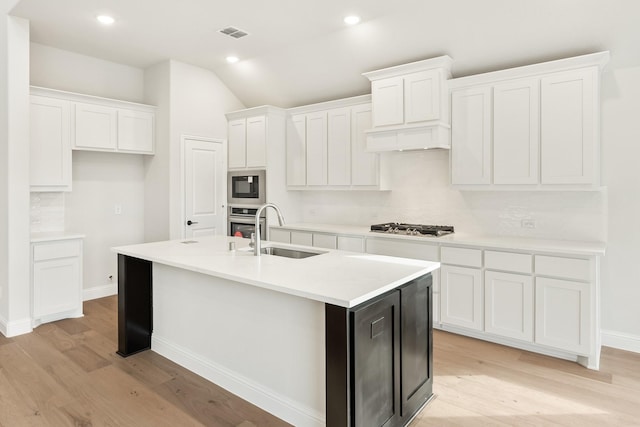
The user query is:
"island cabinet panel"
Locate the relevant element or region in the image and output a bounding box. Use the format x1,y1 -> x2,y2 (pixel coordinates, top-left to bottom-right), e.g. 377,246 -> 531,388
117,255 -> 152,357
326,273 -> 433,427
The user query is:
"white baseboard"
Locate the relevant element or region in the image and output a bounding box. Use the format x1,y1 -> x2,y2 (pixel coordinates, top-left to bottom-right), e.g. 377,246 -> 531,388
83,283 -> 117,301
0,313 -> 32,337
152,335 -> 325,427
601,329 -> 640,354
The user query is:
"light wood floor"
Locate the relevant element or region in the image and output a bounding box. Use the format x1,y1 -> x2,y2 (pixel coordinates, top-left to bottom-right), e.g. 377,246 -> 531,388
1,296 -> 639,426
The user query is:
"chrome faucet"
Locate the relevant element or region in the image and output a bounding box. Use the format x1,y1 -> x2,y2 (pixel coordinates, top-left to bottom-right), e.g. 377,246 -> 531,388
254,203 -> 285,256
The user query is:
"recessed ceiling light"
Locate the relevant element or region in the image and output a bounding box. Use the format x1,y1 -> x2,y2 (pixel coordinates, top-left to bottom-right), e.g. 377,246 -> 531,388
226,56 -> 239,64
96,15 -> 115,25
344,15 -> 361,25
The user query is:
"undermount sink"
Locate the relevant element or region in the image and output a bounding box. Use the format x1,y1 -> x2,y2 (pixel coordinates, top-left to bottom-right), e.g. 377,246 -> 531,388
259,246 -> 326,259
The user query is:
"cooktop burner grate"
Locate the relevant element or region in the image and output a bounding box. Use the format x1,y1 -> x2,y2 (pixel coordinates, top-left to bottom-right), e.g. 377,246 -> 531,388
370,222 -> 455,237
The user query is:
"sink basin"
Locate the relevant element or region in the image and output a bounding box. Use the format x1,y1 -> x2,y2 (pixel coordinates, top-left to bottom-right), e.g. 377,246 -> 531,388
260,246 -> 326,259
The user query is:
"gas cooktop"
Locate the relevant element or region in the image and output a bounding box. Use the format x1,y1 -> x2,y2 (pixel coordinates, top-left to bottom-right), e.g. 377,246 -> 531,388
370,222 -> 455,237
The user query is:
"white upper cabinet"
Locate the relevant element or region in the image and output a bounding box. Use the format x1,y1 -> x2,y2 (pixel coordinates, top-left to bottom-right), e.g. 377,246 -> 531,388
226,106 -> 285,170
540,68 -> 596,184
451,87 -> 492,185
404,70 -> 441,123
306,111 -> 328,186
286,114 -> 306,186
371,76 -> 404,127
493,78 -> 539,185
285,95 -> 388,190
327,107 -> 351,186
351,104 -> 378,187
117,109 -> 154,153
74,102 -> 118,151
245,115 -> 267,168
449,51 -> 608,190
363,56 -> 453,152
30,95 -> 72,192
228,118 -> 247,168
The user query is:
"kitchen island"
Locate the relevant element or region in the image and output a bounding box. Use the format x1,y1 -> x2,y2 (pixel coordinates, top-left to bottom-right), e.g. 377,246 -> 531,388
113,235 -> 440,427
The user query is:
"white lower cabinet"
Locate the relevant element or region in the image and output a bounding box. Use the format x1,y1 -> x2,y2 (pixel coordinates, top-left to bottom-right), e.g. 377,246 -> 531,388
32,238 -> 83,326
337,236 -> 365,253
290,231 -> 313,246
535,277 -> 591,355
484,271 -> 533,342
440,265 -> 483,331
268,228 -> 291,243
313,233 -> 337,250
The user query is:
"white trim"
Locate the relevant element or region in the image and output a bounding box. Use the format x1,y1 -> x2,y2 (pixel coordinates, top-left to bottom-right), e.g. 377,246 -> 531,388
601,329 -> 640,354
363,55 -> 454,80
286,94 -> 371,115
0,313 -> 32,337
83,283 -> 117,301
152,335 -> 325,427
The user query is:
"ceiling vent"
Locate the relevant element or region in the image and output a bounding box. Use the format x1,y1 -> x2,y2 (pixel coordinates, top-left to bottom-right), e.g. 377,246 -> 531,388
219,27 -> 249,39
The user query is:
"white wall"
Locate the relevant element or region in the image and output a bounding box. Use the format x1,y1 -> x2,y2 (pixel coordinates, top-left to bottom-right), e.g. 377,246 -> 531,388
600,65 -> 640,350
30,43 -> 147,298
0,14 -> 31,336
30,42 -> 144,102
300,149 -> 606,242
143,61 -> 171,243
144,60 -> 245,242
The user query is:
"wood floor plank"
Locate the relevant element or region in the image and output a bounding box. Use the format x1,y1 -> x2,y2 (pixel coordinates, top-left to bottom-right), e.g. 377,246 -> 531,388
3,296 -> 640,426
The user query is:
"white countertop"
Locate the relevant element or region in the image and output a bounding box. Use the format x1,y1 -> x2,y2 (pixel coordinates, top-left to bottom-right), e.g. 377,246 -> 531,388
112,235 -> 439,308
31,231 -> 86,243
272,223 -> 606,256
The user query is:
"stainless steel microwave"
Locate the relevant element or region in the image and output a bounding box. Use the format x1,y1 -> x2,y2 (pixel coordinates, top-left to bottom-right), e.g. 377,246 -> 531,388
227,170 -> 266,205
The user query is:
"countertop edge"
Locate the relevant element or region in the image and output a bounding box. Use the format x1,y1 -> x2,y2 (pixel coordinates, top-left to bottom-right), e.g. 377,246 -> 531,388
31,232 -> 86,243
270,223 -> 607,256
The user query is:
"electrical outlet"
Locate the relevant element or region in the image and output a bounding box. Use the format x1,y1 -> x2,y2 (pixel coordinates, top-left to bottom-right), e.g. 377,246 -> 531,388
521,219 -> 536,229
114,204 -> 122,215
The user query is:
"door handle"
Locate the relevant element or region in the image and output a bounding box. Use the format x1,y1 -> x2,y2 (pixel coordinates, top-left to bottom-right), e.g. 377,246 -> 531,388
187,220 -> 199,226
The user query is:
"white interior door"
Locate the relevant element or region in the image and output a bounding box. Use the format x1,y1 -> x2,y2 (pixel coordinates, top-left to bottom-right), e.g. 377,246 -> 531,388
183,137 -> 225,238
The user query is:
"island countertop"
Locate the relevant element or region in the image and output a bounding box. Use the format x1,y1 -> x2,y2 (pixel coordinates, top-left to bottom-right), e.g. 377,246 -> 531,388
112,235 -> 440,308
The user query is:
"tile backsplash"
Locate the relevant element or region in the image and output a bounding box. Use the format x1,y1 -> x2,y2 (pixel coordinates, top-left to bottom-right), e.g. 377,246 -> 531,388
30,192 -> 65,233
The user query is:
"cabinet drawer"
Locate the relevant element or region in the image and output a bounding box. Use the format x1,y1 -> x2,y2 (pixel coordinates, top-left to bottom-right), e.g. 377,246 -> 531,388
313,233 -> 337,250
535,255 -> 590,281
441,246 -> 482,267
269,228 -> 291,244
366,238 -> 439,261
291,231 -> 313,246
33,240 -> 81,261
485,251 -> 532,274
337,236 -> 365,253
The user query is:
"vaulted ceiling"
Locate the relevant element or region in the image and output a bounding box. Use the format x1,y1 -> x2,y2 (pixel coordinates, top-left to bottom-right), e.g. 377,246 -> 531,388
10,0 -> 640,108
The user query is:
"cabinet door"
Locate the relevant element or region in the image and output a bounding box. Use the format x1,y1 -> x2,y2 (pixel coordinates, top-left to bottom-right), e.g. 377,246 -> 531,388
33,256 -> 81,318
352,291 -> 400,427
493,78 -> 539,184
327,108 -> 351,186
306,111 -> 328,186
399,275 -> 433,417
246,115 -> 266,168
540,68 -> 596,184
535,277 -> 591,354
440,265 -> 483,330
268,228 -> 291,244
485,271 -> 533,341
117,109 -> 154,153
404,70 -> 440,123
372,76 -> 404,127
30,96 -> 72,191
451,87 -> 492,185
351,104 -> 378,186
228,118 -> 247,168
313,233 -> 337,249
74,102 -> 117,150
337,236 -> 365,253
286,114 -> 306,186
290,231 -> 313,246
